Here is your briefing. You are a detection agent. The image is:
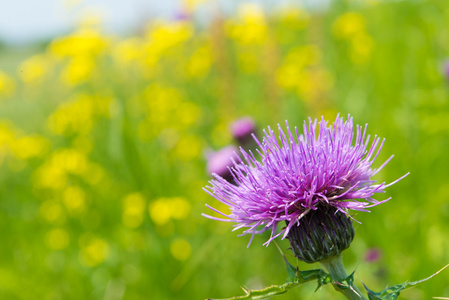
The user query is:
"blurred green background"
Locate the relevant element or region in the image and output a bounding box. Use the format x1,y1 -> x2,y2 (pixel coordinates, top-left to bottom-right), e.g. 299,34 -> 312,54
0,0 -> 448,299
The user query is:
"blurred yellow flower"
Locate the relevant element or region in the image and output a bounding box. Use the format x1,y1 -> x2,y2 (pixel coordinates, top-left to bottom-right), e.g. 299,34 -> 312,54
0,123 -> 15,142
144,83 -> 183,122
112,37 -> 143,66
332,12 -> 366,39
50,28 -> 108,59
54,149 -> 89,175
173,135 -> 202,161
122,193 -> 146,229
48,93 -> 112,136
0,122 -> 17,163
288,45 -> 322,67
150,199 -> 174,226
10,135 -> 50,160
185,45 -> 212,78
63,185 -> 86,215
34,163 -> 67,190
149,197 -> 191,226
158,128 -> 180,150
176,101 -> 201,127
61,55 -> 95,86
45,228 -> 70,250
226,3 -> 268,45
33,148 -> 90,190
138,83 -> 202,142
332,12 -> 374,64
297,68 -> 334,101
79,235 -> 109,267
18,55 -> 48,84
276,45 -> 323,90
147,20 -> 193,47
82,162 -> 106,186
47,100 -> 92,136
170,197 -> 192,220
0,122 -> 50,165
141,20 -> 193,68
170,238 -> 191,261
278,7 -> 308,31
0,71 -> 15,96
350,32 -> 374,64
211,120 -> 232,147
183,0 -> 207,11
276,64 -> 301,89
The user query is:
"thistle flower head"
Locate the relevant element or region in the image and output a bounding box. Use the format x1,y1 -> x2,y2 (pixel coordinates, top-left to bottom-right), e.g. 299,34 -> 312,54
203,115 -> 407,246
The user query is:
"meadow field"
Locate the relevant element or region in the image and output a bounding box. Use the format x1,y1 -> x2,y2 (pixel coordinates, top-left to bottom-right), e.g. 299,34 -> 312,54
0,0 -> 448,299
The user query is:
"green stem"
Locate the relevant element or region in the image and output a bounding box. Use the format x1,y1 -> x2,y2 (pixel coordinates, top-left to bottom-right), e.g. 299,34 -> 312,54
320,255 -> 368,300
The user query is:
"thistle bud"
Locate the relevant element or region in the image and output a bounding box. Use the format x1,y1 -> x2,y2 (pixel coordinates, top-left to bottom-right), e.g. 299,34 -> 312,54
230,117 -> 257,149
287,207 -> 355,264
206,146 -> 238,183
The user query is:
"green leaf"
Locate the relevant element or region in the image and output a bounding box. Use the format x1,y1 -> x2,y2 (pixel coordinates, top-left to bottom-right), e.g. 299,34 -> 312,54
282,254 -> 297,283
364,263 -> 449,300
330,271 -> 355,292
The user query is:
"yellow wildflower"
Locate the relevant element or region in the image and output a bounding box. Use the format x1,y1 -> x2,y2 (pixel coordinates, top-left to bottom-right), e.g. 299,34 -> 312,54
350,32 -> 374,64
63,185 -> 86,215
276,45 -> 322,90
141,20 -> 193,68
226,3 -> 268,45
0,71 -> 15,96
170,238 -> 191,261
10,135 -> 50,160
79,235 -> 109,267
18,55 -> 48,84
278,7 -> 308,31
122,193 -> 146,229
185,45 -> 212,78
47,93 -> 96,136
33,148 -> 90,190
50,28 -> 108,58
183,0 -> 208,12
173,135 -> 202,161
61,55 -> 95,86
332,12 -> 366,39
149,197 -> 191,226
112,37 -> 143,66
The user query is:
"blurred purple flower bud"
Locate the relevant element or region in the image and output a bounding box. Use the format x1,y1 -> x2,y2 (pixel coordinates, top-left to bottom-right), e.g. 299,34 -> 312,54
173,11 -> 190,21
206,146 -> 238,183
365,248 -> 382,263
230,117 -> 257,147
444,60 -> 449,81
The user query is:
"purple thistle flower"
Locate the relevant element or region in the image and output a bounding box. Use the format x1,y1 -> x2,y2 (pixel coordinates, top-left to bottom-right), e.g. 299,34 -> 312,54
203,115 -> 408,247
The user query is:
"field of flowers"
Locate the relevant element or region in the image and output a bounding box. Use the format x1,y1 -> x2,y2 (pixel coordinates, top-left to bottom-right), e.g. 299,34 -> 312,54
0,0 -> 448,299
